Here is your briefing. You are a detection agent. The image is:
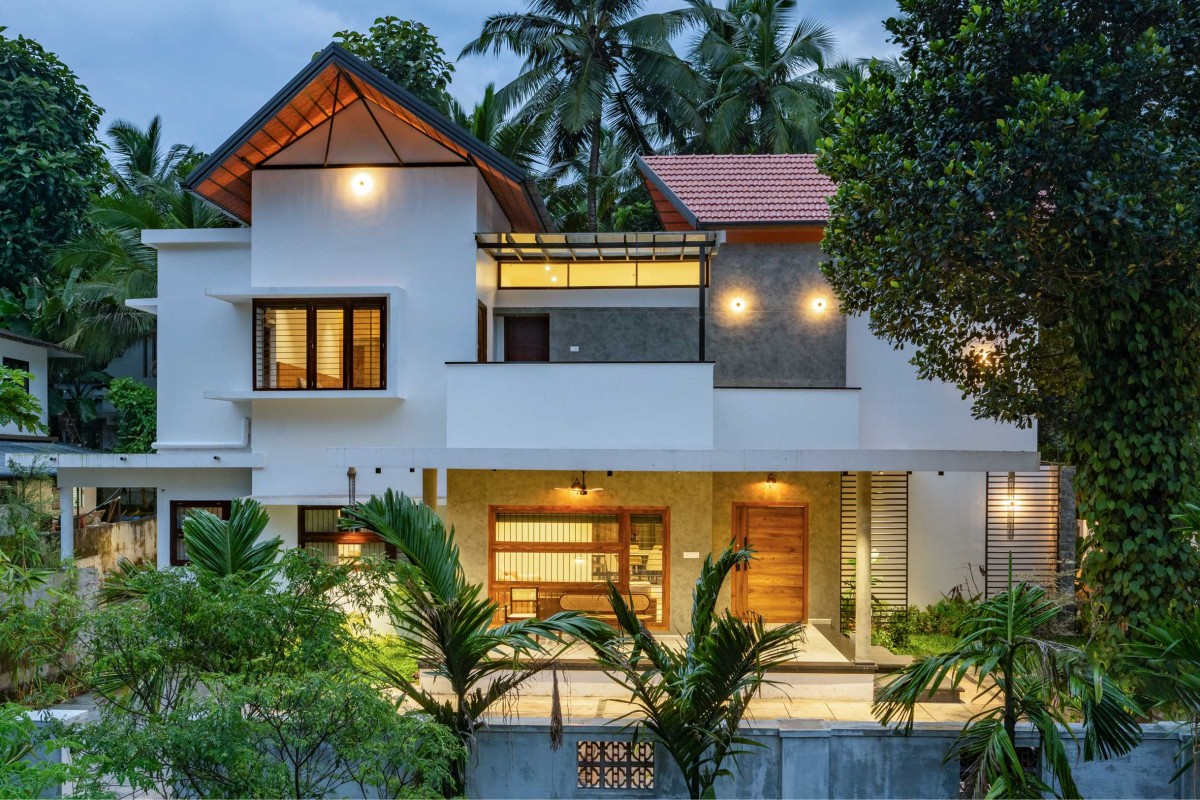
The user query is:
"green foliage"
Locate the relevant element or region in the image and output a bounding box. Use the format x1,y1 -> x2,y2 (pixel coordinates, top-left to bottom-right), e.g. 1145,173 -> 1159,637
0,704 -> 81,799
541,130 -> 659,231
181,497 -> 281,580
0,27 -> 104,292
462,0 -> 697,231
105,377 -> 155,453
672,0 -> 838,154
450,83 -> 547,171
583,545 -> 804,799
817,0 -> 1200,644
331,17 -> 455,113
0,367 -> 44,435
876,582 -> 1142,798
74,549 -> 461,798
1124,590 -> 1200,782
342,489 -> 610,795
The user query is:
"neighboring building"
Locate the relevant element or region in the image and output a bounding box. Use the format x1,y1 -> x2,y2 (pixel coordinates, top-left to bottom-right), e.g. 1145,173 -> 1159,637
36,46 -> 1063,668
0,329 -> 94,474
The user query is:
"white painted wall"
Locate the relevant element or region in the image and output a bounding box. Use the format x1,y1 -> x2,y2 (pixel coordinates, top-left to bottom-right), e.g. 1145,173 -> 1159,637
908,471 -> 988,606
150,231 -> 252,449
714,389 -> 859,450
446,362 -> 715,450
0,338 -> 50,435
846,315 -> 1036,452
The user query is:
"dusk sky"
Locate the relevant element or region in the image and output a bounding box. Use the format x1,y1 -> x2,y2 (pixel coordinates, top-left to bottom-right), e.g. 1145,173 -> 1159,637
5,0 -> 901,154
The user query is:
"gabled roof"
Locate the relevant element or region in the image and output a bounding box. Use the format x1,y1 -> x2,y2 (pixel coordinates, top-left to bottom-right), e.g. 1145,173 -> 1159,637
183,44 -> 553,231
636,154 -> 835,230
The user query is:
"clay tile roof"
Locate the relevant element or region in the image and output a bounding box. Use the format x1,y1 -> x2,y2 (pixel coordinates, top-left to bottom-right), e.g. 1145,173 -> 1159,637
637,154 -> 835,229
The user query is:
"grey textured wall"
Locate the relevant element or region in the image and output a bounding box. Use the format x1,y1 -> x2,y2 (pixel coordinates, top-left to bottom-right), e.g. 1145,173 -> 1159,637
497,242 -> 848,386
471,721 -> 1196,799
497,307 -> 698,362
708,242 -> 846,387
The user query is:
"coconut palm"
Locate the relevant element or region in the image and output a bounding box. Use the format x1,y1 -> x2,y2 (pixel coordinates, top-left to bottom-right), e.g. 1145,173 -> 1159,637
461,0 -> 697,231
450,83 -> 548,172
583,545 -> 804,800
181,498 -> 281,581
341,490 -> 611,796
105,115 -> 195,196
672,0 -> 838,154
875,580 -> 1142,798
541,128 -> 648,230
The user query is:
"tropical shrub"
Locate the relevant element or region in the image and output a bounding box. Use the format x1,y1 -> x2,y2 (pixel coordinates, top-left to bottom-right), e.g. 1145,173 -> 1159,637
875,581 -> 1141,798
72,549 -> 460,798
584,545 -> 804,800
343,490 -> 610,796
105,377 -> 155,453
0,704 -> 80,799
1125,611 -> 1200,785
181,496 -> 280,580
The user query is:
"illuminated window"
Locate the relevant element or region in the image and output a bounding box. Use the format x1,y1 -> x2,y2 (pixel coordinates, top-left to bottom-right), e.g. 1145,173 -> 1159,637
499,262 -> 702,289
170,500 -> 231,566
254,299 -> 385,390
298,506 -> 394,564
489,508 -> 668,628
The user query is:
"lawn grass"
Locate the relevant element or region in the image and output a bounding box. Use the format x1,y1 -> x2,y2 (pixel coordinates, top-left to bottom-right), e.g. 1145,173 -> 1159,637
888,633 -> 958,659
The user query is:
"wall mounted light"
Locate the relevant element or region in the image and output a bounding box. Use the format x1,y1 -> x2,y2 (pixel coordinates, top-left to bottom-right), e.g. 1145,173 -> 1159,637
811,297 -> 828,312
766,472 -> 777,487
731,298 -> 747,312
350,172 -> 374,195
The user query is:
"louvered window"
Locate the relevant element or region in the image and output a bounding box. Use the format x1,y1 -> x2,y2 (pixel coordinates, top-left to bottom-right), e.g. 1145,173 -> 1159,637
170,500 -> 231,566
298,505 -> 394,564
253,299 -> 385,390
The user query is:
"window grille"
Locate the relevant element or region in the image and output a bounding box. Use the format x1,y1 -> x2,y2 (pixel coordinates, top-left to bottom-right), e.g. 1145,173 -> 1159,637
253,299 -> 385,390
577,741 -> 654,790
985,466 -> 1060,596
840,472 -> 909,632
299,505 -> 392,564
170,500 -> 231,566
490,508 -> 667,627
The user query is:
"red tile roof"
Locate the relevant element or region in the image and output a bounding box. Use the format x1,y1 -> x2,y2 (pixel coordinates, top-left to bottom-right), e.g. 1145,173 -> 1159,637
637,154 -> 835,229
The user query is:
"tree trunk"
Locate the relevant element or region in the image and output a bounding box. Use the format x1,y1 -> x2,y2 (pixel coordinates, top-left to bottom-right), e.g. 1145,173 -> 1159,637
586,117 -> 602,232
1069,286 -> 1200,654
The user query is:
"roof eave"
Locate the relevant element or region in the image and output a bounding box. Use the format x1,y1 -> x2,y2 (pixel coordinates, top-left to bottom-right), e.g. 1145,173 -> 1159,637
634,155 -> 701,230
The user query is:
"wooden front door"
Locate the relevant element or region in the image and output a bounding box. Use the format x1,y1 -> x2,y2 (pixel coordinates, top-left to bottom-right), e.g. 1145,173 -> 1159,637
732,504 -> 808,622
477,300 -> 488,363
503,315 -> 550,362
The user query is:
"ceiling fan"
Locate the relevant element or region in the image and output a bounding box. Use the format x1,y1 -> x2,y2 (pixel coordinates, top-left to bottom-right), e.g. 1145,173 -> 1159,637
557,471 -> 604,496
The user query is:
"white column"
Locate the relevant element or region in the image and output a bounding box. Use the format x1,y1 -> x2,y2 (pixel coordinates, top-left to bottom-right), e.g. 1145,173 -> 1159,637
59,486 -> 75,562
855,471 -> 873,663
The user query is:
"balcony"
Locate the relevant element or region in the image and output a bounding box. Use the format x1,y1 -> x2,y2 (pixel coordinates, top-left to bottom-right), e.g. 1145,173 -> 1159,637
446,362 -> 715,450
445,363 -> 861,453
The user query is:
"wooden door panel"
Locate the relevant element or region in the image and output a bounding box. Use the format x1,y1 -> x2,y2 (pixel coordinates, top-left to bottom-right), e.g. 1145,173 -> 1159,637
735,505 -> 807,622
504,315 -> 550,362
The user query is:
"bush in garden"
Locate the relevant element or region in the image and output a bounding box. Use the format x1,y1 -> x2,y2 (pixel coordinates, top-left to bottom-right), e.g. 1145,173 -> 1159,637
68,549 -> 460,798
0,703 -> 81,800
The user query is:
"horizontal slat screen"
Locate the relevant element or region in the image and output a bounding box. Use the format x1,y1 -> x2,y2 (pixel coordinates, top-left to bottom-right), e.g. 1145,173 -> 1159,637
841,472 -> 909,626
352,306 -> 383,388
255,306 -> 308,389
493,512 -> 621,544
986,466 -> 1060,596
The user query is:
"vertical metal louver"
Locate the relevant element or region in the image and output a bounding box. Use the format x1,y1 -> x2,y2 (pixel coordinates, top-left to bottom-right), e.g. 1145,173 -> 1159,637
985,465 -> 1060,597
840,472 -> 909,625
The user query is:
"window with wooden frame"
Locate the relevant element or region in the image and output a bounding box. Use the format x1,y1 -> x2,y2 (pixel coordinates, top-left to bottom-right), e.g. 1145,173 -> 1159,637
298,506 -> 394,564
169,500 -> 231,566
253,299 -> 386,390
488,507 -> 669,629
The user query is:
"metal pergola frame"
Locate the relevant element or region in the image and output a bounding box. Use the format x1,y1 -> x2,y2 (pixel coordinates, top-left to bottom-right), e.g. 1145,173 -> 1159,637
476,232 -> 720,361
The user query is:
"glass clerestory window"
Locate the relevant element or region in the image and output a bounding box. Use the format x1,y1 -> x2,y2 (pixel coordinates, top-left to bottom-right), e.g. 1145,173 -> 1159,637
254,299 -> 385,390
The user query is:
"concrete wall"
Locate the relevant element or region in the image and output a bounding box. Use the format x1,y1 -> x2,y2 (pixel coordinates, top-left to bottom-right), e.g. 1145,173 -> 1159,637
471,720 -> 1196,799
908,472 -> 988,606
75,517 -> 157,572
708,242 -> 845,388
0,337 -> 50,436
446,363 -> 715,450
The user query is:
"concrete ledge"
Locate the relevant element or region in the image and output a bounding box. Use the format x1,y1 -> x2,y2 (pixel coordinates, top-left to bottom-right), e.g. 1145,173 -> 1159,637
329,446 -> 1041,473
